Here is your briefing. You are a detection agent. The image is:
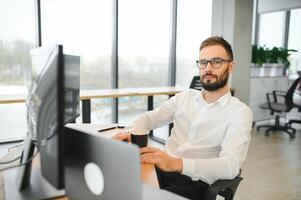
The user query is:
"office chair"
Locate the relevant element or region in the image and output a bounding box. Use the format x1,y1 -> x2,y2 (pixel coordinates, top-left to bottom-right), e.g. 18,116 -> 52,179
204,171 -> 242,200
287,76 -> 301,127
287,104 -> 301,126
189,76 -> 203,91
256,77 -> 301,139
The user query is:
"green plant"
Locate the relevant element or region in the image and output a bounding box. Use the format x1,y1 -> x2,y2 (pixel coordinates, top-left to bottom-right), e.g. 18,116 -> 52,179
268,47 -> 280,63
251,45 -> 268,67
251,45 -> 297,68
278,47 -> 298,68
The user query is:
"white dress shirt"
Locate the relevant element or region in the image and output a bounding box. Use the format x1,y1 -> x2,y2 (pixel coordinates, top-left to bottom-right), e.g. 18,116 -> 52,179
130,89 -> 253,184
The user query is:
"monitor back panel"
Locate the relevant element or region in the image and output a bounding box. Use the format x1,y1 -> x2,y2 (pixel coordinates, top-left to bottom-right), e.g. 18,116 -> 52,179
64,127 -> 142,200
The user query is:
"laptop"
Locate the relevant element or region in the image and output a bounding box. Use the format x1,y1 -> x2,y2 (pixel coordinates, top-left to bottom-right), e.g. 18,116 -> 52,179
64,126 -> 187,200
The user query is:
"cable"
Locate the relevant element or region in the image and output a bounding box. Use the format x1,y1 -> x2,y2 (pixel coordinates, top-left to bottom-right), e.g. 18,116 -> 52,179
0,142 -> 24,165
0,149 -> 40,173
0,156 -> 21,165
8,142 -> 24,152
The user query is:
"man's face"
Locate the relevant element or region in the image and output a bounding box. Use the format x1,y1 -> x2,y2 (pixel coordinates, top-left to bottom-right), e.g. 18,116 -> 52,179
199,45 -> 234,91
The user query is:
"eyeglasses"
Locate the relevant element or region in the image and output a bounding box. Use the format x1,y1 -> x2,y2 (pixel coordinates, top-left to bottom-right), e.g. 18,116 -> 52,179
196,57 -> 232,69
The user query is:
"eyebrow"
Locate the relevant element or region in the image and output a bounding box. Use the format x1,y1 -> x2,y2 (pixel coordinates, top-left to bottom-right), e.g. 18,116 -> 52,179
199,57 -> 223,60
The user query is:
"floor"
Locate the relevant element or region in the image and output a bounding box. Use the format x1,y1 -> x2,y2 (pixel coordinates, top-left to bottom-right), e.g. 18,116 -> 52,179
235,126 -> 301,200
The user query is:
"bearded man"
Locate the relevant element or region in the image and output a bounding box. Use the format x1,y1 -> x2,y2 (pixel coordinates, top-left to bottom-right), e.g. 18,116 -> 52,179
114,36 -> 253,200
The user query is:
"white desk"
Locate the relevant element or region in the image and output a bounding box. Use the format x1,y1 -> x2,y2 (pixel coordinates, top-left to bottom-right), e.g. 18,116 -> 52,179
0,87 -> 183,144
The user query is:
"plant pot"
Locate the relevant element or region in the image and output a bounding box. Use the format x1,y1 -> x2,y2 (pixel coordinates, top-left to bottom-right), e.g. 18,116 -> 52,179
250,66 -> 261,77
261,64 -> 272,76
270,63 -> 285,76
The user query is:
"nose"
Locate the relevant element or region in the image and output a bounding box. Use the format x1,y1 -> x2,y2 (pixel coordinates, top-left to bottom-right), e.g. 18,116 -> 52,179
204,61 -> 213,72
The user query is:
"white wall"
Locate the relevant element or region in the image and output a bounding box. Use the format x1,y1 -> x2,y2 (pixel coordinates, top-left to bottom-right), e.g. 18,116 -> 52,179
212,0 -> 253,104
258,0 -> 301,13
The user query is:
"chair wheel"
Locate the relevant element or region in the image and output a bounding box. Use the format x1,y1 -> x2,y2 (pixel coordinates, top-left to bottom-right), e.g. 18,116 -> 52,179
265,133 -> 270,137
289,133 -> 295,139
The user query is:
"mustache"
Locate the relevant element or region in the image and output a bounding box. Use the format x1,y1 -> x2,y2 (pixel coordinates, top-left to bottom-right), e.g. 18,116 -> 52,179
202,73 -> 218,79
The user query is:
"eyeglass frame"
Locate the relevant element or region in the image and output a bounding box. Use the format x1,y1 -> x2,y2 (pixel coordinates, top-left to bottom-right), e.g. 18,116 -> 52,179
195,57 -> 233,69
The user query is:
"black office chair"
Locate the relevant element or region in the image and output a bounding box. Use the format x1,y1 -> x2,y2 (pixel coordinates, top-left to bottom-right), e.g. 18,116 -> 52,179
287,78 -> 301,127
256,77 -> 301,139
204,171 -> 242,200
189,76 -> 203,91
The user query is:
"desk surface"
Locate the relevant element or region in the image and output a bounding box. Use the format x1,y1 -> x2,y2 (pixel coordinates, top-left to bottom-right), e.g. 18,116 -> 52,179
0,86 -> 183,104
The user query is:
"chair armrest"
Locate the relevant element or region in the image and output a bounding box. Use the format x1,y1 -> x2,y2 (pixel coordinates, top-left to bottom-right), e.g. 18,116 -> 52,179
273,90 -> 286,94
266,91 -> 285,104
204,177 -> 243,200
273,90 -> 286,99
266,93 -> 274,106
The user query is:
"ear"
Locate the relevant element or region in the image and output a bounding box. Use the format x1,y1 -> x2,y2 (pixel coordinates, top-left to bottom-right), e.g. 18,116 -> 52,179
228,61 -> 235,74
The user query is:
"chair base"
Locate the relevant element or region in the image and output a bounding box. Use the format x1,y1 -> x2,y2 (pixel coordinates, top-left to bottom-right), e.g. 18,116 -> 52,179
257,116 -> 296,139
287,119 -> 301,126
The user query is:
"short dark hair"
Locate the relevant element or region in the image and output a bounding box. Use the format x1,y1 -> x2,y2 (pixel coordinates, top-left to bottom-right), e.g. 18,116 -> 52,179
199,36 -> 233,60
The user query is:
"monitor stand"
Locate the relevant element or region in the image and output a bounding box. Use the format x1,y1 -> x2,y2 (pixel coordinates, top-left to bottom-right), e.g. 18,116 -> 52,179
3,136 -> 65,200
3,167 -> 65,200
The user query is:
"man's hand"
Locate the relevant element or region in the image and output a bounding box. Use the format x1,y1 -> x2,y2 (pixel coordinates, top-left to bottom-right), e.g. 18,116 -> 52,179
112,132 -> 131,143
140,147 -> 183,173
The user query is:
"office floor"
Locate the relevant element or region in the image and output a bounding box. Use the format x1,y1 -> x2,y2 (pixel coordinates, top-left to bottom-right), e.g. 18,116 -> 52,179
234,127 -> 301,200
1,126 -> 301,200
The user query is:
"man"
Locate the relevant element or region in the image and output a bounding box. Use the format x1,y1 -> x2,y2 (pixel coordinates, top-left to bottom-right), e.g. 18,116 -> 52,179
114,36 -> 253,200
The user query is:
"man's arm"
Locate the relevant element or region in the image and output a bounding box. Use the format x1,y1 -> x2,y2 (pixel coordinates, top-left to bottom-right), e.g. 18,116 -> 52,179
130,92 -> 182,130
140,147 -> 183,172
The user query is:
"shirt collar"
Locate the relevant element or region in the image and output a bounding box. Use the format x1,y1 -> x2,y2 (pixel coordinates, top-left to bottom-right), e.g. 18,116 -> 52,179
199,90 -> 232,108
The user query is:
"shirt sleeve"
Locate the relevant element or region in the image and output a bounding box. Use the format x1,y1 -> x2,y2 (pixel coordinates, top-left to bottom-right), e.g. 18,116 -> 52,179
130,90 -> 186,130
181,106 -> 253,184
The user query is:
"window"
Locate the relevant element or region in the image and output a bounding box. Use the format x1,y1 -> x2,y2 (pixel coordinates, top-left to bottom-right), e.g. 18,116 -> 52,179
0,0 -> 36,142
288,9 -> 301,74
258,11 -> 285,48
118,0 -> 171,123
0,0 -> 215,142
41,0 -> 113,123
176,0 -> 212,87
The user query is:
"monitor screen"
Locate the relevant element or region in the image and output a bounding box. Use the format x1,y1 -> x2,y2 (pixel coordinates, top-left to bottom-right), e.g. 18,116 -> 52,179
3,45 -> 80,200
28,45 -> 79,188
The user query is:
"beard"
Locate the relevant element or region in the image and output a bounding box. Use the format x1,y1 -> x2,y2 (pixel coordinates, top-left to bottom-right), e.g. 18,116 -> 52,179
201,69 -> 229,91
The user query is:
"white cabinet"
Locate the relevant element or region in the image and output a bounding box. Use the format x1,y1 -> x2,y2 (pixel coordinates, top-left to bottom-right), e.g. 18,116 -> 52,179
249,76 -> 289,121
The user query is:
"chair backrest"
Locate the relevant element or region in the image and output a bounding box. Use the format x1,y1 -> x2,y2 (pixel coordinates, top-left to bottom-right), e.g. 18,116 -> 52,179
286,77 -> 301,106
189,76 -> 203,91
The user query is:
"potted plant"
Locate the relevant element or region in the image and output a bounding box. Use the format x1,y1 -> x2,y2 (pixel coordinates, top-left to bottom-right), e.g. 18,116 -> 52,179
267,47 -> 283,76
251,45 -> 297,76
251,45 -> 268,76
278,47 -> 298,71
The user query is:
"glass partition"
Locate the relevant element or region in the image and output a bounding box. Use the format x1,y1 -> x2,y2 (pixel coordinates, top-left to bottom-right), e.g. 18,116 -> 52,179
41,0 -> 113,123
258,11 -> 285,48
176,0 -> 212,87
118,0 -> 171,124
288,9 -> 301,74
0,0 -> 36,142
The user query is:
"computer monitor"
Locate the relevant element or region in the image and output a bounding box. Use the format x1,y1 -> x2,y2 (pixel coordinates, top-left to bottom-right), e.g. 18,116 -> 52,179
3,45 -> 80,200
